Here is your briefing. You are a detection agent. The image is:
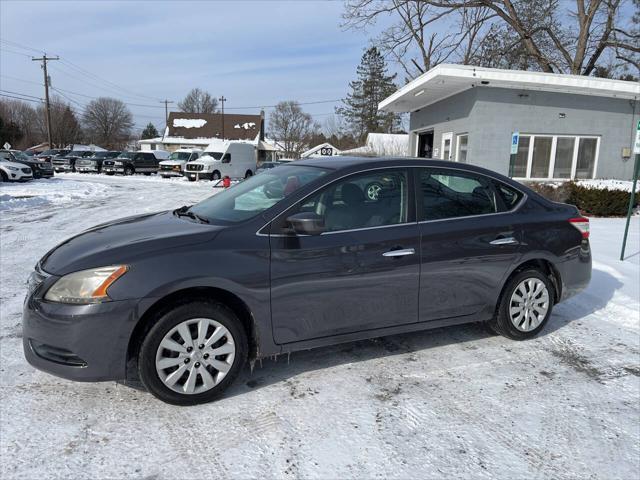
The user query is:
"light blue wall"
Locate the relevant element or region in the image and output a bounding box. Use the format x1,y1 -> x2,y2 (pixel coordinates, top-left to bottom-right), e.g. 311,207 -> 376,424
408,86 -> 639,180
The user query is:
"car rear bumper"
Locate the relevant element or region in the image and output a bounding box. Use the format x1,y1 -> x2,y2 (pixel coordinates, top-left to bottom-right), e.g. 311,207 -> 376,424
556,240 -> 592,302
22,296 -> 141,382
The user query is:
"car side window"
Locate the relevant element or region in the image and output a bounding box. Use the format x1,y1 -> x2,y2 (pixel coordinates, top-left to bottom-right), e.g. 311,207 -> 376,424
222,154 -> 231,164
419,168 -> 498,221
492,180 -> 523,210
279,169 -> 409,233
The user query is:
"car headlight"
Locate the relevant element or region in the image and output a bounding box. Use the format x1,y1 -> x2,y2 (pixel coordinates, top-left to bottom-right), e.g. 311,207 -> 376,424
114,161 -> 123,166
6,166 -> 20,171
44,265 -> 128,304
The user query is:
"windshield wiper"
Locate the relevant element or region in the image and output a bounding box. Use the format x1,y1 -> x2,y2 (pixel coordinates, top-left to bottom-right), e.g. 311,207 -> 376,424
173,205 -> 209,224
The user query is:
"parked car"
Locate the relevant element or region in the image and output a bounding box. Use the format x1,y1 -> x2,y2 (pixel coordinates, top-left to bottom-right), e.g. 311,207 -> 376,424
52,150 -> 97,173
76,151 -> 121,173
159,149 -> 202,178
256,161 -> 283,174
184,142 -> 256,181
22,157 -> 592,405
0,150 -> 53,179
102,150 -> 170,175
22,150 -> 37,157
0,155 -> 32,182
35,149 -> 70,163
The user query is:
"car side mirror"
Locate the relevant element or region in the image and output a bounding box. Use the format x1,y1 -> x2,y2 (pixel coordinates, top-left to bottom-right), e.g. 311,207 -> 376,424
286,212 -> 325,236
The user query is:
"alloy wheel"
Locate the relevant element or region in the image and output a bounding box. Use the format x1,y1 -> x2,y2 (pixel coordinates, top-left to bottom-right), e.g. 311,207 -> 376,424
509,278 -> 549,332
155,318 -> 236,395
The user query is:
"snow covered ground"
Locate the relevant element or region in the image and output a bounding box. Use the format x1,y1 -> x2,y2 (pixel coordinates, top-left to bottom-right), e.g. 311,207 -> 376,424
1,173 -> 638,479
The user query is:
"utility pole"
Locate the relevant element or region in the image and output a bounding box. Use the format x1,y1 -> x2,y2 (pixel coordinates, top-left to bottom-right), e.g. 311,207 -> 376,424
32,54 -> 59,148
219,96 -> 227,140
160,99 -> 173,131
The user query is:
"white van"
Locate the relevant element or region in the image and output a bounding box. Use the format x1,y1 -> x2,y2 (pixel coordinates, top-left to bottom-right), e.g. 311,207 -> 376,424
158,148 -> 202,178
184,142 -> 256,181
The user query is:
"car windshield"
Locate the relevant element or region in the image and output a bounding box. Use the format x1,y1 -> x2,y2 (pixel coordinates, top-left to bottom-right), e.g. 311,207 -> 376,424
116,152 -> 136,159
201,152 -> 223,160
189,165 -> 329,224
67,151 -> 85,157
169,152 -> 191,160
90,152 -> 110,158
40,149 -> 56,155
12,151 -> 30,161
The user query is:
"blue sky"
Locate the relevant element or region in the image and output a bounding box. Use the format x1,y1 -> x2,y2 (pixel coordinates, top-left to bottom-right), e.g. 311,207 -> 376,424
0,0 -> 391,133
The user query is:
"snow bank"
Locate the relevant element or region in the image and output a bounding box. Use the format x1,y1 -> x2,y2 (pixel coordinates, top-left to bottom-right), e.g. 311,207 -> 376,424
0,178 -> 111,211
576,179 -> 638,192
173,118 -> 207,129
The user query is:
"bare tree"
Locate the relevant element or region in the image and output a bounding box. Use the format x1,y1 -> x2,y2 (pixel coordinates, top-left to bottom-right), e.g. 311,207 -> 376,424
82,97 -> 133,149
343,0 -> 639,78
0,99 -> 41,148
178,88 -> 218,114
268,101 -> 317,157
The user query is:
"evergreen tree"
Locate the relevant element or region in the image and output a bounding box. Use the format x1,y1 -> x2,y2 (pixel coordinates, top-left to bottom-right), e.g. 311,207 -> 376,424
336,47 -> 399,140
141,122 -> 159,139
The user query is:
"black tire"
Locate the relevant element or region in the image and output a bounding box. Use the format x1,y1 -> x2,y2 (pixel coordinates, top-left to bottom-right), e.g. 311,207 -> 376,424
105,172 -> 114,175
124,166 -> 134,176
488,269 -> 554,340
244,170 -> 253,179
212,171 -> 221,181
138,301 -> 248,405
188,177 -> 196,182
144,172 -> 151,176
0,170 -> 7,182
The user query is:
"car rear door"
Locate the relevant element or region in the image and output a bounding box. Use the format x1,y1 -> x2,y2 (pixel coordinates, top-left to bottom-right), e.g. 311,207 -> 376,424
269,167 -> 420,344
416,167 -> 524,322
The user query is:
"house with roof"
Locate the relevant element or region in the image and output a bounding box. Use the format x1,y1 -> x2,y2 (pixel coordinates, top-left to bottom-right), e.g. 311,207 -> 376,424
139,111 -> 282,162
301,142 -> 342,158
379,64 -> 640,180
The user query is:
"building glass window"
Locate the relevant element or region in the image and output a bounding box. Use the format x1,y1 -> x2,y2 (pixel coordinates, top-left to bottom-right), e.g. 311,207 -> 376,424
531,136 -> 552,178
576,138 -> 598,179
512,134 -> 598,180
512,136 -> 530,177
553,137 -> 575,179
456,134 -> 468,163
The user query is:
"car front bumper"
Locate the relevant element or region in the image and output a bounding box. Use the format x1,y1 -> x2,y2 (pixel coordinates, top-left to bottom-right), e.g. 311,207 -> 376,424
102,167 -> 125,174
186,171 -> 212,180
22,292 -> 145,382
52,164 -> 73,172
76,166 -> 99,173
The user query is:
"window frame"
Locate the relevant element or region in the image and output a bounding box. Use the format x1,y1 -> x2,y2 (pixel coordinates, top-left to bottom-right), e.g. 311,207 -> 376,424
455,134 -> 469,163
414,166 -> 526,224
513,134 -> 600,180
267,166 -> 417,236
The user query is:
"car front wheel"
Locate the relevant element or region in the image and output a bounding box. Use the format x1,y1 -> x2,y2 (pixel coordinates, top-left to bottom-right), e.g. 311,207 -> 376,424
489,269 -> 554,340
124,166 -> 134,176
138,301 -> 248,405
212,171 -> 221,181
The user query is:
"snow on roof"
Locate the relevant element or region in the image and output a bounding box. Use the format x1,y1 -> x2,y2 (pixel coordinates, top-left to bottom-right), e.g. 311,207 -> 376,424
379,64 -> 640,113
234,122 -> 256,130
341,133 -> 409,156
173,118 -> 207,129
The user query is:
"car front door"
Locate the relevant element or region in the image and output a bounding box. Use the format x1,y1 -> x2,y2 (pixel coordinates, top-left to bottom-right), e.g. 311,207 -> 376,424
416,167 -> 524,322
269,168 -> 421,344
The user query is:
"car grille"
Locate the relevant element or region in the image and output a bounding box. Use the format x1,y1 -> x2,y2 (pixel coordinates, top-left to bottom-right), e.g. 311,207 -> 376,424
52,160 -> 68,166
21,168 -> 31,174
77,160 -> 93,167
186,164 -> 203,172
40,163 -> 52,170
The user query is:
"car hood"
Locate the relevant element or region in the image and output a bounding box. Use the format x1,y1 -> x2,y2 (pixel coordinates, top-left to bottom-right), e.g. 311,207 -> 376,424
1,160 -> 30,169
40,210 -> 224,275
160,160 -> 186,166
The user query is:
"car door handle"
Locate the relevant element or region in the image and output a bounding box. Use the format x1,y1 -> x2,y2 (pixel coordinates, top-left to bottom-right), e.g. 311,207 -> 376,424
382,248 -> 416,257
489,237 -> 519,246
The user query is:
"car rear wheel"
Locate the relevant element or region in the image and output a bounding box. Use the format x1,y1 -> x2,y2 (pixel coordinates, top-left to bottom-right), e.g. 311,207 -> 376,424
244,170 -> 253,179
138,301 -> 247,405
489,269 -> 554,340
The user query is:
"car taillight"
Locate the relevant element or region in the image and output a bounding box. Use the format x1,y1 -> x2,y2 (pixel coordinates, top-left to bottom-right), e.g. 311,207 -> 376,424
569,217 -> 590,239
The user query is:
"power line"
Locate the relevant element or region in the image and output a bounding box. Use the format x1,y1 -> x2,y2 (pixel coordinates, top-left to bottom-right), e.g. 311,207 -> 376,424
0,89 -> 42,100
0,38 -> 45,54
0,48 -> 32,58
0,74 -> 43,86
0,93 -> 43,103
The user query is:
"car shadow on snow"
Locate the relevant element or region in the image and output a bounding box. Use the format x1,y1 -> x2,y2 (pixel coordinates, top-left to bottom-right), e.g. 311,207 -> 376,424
222,267 -> 622,399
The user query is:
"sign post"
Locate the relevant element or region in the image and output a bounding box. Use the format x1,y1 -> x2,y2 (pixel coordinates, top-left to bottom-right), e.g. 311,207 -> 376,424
509,132 -> 519,177
620,120 -> 640,261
